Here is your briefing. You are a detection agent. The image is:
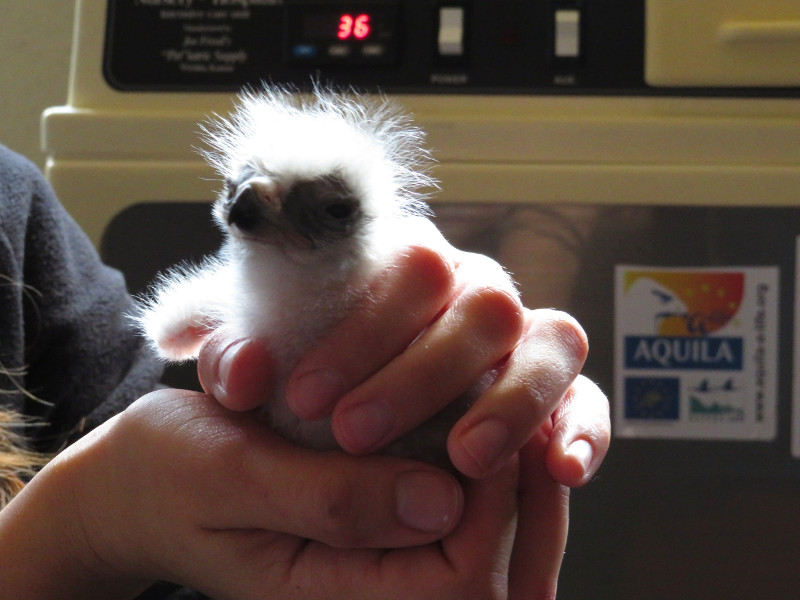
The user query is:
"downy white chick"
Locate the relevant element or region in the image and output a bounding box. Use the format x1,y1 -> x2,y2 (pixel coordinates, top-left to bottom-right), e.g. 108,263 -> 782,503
136,85 -> 493,468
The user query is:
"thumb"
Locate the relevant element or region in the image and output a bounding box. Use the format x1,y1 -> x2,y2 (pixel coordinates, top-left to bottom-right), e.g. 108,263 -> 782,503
510,425 -> 570,599
197,328 -> 276,411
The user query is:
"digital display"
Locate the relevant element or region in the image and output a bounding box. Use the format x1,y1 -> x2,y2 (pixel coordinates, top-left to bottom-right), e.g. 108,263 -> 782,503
287,2 -> 399,65
338,14 -> 371,40
302,9 -> 387,42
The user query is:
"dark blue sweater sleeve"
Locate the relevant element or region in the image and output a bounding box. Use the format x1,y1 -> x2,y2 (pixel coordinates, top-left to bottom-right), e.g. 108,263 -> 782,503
0,144 -> 164,451
0,145 -> 211,600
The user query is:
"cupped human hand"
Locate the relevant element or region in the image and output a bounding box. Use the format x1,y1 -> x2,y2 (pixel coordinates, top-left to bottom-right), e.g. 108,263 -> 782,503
199,240 -> 610,483
0,387 -> 571,600
0,388 -> 466,598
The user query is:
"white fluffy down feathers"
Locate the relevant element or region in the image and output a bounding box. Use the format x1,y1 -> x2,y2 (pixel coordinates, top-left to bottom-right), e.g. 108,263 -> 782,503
135,84 -> 469,465
201,85 -> 435,219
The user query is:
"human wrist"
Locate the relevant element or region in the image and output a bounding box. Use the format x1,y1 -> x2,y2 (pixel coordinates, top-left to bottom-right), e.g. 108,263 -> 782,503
0,424 -> 152,599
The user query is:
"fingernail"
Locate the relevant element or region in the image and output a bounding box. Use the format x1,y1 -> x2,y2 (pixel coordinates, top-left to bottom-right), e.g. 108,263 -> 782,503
567,439 -> 593,475
396,471 -> 461,534
336,401 -> 395,453
459,419 -> 510,475
287,368 -> 345,419
213,338 -> 276,411
217,338 -> 249,397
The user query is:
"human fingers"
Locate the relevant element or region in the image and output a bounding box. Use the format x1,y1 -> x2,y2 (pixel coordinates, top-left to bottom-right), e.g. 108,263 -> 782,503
197,327 -> 276,411
114,390 -> 464,552
180,456 -> 519,600
448,308 -> 589,479
439,453 -> 520,585
334,281 -> 523,455
546,374 -> 611,487
329,250 -> 523,455
284,243 -> 456,420
335,456 -> 520,600
509,425 -> 570,600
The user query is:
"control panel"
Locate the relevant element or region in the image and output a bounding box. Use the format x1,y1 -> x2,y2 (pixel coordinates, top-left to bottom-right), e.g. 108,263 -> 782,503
104,0 -> 800,96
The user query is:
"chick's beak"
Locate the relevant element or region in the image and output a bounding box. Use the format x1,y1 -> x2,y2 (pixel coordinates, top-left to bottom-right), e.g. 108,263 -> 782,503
227,177 -> 280,232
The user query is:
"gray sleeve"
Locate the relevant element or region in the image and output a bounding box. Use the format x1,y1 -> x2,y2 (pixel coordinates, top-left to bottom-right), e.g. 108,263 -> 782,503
0,144 -> 164,451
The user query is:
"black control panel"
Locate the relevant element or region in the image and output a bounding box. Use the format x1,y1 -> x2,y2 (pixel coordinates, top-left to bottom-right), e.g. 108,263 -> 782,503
104,0 -> 800,96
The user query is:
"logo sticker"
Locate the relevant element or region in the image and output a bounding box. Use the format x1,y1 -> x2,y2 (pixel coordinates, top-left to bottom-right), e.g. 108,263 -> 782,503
624,377 -> 680,420
615,266 -> 778,440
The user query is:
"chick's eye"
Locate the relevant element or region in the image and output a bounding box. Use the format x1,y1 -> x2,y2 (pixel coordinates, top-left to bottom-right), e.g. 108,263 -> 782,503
325,203 -> 355,220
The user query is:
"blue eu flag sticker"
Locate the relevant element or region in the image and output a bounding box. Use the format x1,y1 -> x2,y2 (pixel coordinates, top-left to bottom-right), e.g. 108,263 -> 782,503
624,377 -> 680,420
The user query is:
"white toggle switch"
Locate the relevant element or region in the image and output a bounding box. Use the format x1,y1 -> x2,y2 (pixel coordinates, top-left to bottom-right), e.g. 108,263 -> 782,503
438,6 -> 465,57
555,9 -> 581,58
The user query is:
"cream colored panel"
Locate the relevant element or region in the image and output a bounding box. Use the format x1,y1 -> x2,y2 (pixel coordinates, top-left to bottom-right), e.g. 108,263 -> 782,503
646,0 -> 800,87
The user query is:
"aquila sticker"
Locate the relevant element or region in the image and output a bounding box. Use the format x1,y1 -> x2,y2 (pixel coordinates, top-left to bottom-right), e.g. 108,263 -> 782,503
615,266 -> 778,440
